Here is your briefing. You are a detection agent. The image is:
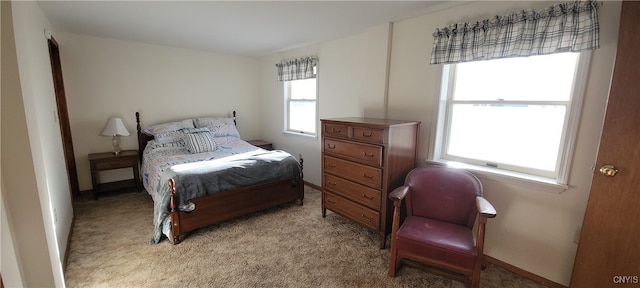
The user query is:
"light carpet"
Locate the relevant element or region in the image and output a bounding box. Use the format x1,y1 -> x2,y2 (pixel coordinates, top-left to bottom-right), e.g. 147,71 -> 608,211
65,186 -> 547,288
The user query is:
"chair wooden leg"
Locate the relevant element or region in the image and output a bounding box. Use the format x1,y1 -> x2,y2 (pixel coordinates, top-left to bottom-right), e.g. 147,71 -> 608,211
471,268 -> 481,288
389,199 -> 402,277
388,247 -> 398,277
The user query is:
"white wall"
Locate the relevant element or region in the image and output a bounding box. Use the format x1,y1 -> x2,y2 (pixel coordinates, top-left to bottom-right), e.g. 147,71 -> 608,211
259,1 -> 622,286
1,185 -> 25,288
1,3 -> 25,287
56,33 -> 261,191
2,1 -> 68,286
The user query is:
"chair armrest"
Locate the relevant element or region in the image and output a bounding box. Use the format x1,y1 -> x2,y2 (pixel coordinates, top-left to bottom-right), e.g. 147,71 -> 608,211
476,196 -> 497,218
389,186 -> 409,202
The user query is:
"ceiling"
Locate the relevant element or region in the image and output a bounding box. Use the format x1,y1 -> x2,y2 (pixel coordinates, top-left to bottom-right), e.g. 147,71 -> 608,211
38,1 -> 459,57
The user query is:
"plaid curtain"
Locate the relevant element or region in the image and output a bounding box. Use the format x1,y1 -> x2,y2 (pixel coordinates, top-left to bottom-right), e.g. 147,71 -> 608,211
430,0 -> 601,65
276,57 -> 318,81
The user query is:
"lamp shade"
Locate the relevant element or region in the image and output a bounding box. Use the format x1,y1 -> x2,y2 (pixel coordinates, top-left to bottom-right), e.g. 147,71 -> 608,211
101,117 -> 130,136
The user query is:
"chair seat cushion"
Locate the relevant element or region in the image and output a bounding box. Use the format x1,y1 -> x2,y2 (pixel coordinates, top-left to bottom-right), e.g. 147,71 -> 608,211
395,216 -> 477,271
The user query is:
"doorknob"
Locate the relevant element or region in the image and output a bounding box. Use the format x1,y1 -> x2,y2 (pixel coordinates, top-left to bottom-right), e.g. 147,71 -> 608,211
599,165 -> 618,177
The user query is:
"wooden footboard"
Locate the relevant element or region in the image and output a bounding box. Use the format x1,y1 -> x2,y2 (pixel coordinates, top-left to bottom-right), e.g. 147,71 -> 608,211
167,158 -> 304,244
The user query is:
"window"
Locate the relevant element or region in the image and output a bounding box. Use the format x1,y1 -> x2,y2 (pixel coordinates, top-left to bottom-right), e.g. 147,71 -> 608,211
284,69 -> 317,136
433,52 -> 589,184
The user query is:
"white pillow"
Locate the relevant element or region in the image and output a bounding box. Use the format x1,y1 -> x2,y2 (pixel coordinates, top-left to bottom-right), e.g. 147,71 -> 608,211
154,127 -> 210,144
153,131 -> 183,144
194,117 -> 240,138
143,119 -> 194,135
194,117 -> 235,128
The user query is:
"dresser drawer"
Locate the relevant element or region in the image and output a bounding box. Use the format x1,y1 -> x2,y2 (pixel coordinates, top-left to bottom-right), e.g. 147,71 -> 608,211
324,174 -> 381,210
323,123 -> 349,138
93,158 -> 135,170
324,192 -> 380,231
324,138 -> 382,167
351,127 -> 385,144
323,155 -> 382,189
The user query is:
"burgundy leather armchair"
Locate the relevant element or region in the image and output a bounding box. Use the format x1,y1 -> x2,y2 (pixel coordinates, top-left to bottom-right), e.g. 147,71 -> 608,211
388,166 -> 496,288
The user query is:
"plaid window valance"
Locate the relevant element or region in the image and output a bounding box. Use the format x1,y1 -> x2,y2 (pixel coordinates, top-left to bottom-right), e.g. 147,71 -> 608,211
430,0 -> 601,65
276,57 -> 318,81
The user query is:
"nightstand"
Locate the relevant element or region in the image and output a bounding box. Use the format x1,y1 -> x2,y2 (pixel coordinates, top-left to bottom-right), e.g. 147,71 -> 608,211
247,140 -> 273,150
88,150 -> 142,199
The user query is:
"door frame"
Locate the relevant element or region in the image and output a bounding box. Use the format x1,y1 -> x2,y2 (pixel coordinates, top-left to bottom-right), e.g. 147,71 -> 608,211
48,36 -> 80,197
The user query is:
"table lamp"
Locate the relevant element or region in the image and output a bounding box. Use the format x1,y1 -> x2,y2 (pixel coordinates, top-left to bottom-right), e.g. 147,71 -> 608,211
101,117 -> 130,155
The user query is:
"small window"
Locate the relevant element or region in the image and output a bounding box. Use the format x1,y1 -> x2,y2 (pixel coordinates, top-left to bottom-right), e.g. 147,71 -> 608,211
433,52 -> 588,183
284,68 -> 317,136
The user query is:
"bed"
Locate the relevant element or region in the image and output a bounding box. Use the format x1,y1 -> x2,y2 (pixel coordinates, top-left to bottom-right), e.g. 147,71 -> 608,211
136,111 -> 304,244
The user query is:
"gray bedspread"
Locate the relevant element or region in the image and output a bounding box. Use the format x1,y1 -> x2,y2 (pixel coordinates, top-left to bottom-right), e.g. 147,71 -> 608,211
150,149 -> 301,244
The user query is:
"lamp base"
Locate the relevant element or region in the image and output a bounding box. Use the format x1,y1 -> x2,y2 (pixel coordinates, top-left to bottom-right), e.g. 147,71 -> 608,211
112,135 -> 122,156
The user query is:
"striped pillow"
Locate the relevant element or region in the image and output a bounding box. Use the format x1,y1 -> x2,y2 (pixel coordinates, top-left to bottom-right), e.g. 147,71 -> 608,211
183,131 -> 217,154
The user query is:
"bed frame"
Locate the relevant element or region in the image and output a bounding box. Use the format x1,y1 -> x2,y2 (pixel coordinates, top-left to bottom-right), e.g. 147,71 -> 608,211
135,111 -> 304,244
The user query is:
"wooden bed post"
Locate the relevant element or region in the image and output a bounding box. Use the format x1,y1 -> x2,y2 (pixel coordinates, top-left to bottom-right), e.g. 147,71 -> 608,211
299,154 -> 304,180
136,112 -> 141,133
136,112 -> 142,162
136,112 -> 156,162
168,179 -> 181,244
299,154 -> 304,205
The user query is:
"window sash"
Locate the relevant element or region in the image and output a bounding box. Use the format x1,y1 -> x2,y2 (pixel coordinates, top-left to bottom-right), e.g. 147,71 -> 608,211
441,102 -> 570,178
287,99 -> 316,134
290,78 -> 317,100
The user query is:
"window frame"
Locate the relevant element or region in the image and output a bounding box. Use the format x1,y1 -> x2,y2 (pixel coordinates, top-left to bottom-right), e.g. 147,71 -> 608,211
430,52 -> 592,192
283,70 -> 318,137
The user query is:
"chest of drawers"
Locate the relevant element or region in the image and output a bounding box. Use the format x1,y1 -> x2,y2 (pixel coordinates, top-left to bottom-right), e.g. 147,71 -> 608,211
321,117 -> 419,248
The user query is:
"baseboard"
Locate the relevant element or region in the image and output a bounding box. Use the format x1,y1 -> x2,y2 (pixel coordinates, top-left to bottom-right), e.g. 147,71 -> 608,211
303,181 -> 322,191
484,255 -> 567,288
63,213 -> 76,270
78,189 -> 92,196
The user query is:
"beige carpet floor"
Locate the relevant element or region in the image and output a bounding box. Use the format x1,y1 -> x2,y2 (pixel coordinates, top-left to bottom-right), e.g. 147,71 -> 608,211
65,186 -> 547,288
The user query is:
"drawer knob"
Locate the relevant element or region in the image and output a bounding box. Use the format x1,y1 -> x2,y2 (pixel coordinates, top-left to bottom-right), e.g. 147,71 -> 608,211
362,132 -> 373,137
363,152 -> 374,158
327,144 -> 336,149
362,193 -> 374,200
328,163 -> 337,168
362,173 -> 374,179
361,213 -> 372,221
327,181 -> 337,186
331,128 -> 341,133
327,199 -> 336,204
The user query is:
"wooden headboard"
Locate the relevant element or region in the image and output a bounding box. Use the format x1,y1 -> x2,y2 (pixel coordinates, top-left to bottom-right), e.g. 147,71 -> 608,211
135,111 -> 237,162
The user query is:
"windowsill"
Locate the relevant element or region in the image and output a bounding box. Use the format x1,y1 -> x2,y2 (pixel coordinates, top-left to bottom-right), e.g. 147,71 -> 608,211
283,130 -> 317,139
425,159 -> 570,194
